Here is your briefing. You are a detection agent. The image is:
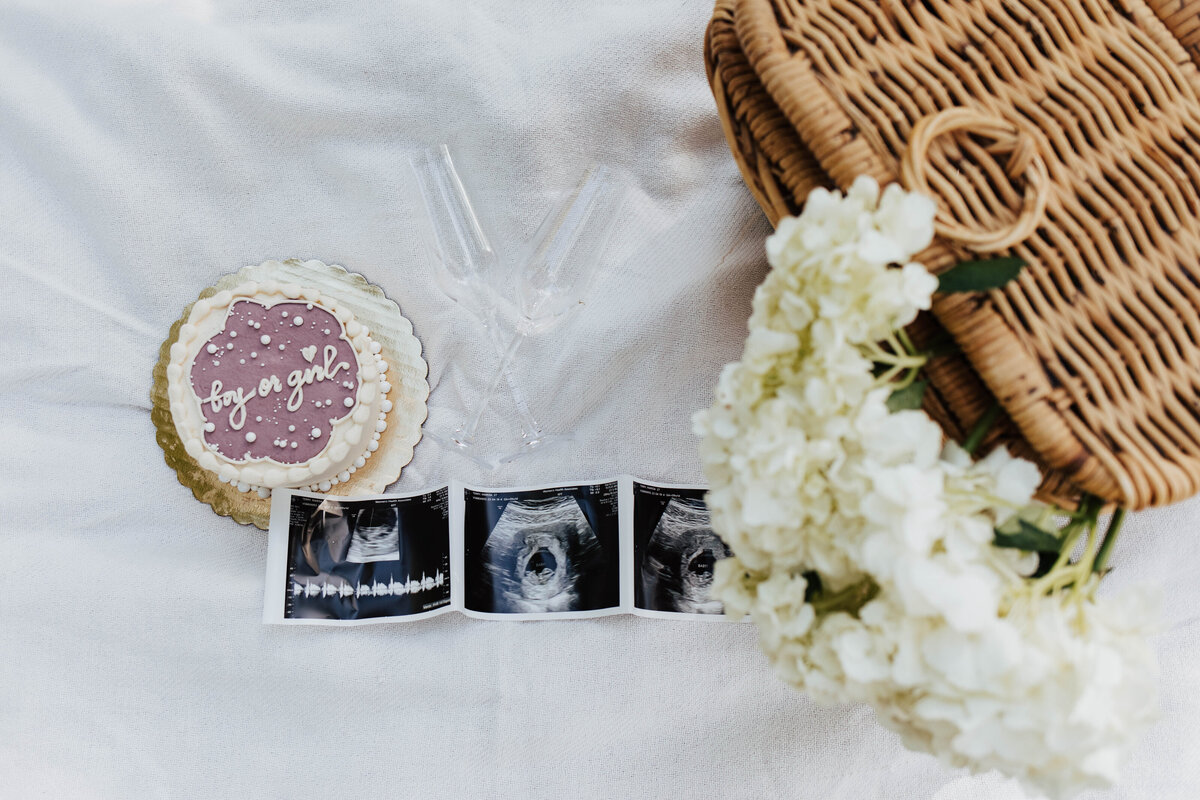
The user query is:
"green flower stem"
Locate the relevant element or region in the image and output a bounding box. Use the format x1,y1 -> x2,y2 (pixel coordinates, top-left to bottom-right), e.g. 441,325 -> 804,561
864,339 -> 927,396
962,404 -> 1001,455
1091,507 -> 1127,575
866,349 -> 926,368
1026,495 -> 1104,598
874,364 -> 906,385
891,366 -> 923,391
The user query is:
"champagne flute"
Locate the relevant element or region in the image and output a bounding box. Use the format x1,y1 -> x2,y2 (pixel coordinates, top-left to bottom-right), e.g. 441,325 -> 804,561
409,145 -> 555,464
459,164 -> 625,464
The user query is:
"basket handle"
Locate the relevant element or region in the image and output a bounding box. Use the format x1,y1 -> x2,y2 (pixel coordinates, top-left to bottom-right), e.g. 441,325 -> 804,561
900,108 -> 1049,252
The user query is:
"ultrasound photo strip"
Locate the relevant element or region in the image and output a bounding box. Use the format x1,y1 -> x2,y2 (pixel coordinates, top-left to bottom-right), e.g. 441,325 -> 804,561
263,477 -> 742,624
263,486 -> 454,625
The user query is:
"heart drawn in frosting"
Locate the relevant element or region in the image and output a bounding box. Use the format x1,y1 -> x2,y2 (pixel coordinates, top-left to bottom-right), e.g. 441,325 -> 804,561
301,345 -> 318,362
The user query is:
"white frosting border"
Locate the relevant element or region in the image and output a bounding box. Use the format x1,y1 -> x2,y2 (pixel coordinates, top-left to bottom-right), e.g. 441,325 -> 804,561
166,280 -> 391,494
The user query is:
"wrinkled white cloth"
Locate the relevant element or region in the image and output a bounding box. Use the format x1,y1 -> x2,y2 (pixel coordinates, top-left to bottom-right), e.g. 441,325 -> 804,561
0,2 -> 1196,798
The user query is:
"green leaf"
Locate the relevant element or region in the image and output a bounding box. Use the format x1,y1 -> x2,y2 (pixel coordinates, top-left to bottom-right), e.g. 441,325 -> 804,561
993,520 -> 1062,553
886,380 -> 927,412
937,257 -> 1026,293
809,577 -> 879,617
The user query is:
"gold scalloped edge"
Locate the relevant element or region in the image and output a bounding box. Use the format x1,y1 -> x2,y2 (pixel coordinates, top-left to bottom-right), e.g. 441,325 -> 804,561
151,259 -> 430,530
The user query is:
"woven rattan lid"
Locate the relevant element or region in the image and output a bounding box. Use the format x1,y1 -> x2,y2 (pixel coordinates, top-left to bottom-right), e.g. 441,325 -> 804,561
706,0 -> 1200,509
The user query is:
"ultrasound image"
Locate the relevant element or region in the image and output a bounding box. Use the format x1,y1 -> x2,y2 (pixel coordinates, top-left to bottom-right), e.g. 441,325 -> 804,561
344,502 -> 403,563
284,489 -> 452,620
463,483 -> 620,614
633,483 -> 729,614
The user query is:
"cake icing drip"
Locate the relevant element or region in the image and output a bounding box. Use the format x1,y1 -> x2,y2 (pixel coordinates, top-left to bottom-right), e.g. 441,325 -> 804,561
190,300 -> 358,464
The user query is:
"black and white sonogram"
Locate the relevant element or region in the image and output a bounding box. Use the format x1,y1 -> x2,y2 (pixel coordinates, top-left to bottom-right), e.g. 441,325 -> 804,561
284,489 -> 452,620
463,483 -> 620,614
633,483 -> 730,614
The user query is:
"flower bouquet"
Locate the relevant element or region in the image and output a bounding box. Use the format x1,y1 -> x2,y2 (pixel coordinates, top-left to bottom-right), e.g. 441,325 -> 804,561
695,178 -> 1158,798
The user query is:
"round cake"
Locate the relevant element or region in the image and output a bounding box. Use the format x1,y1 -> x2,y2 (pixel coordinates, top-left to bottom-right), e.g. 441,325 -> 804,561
166,280 -> 392,497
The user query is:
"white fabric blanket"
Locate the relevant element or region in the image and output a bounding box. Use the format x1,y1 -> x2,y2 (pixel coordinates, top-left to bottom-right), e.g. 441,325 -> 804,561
1,1 -> 1196,797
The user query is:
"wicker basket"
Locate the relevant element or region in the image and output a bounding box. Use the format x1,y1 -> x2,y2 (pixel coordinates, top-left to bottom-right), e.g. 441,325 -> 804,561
705,0 -> 1200,510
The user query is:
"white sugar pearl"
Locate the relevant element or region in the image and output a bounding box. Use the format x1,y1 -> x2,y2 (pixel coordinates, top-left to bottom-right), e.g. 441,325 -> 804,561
250,351 -> 257,358
245,432 -> 256,443
373,432 -> 381,441
218,474 -> 231,484
377,361 -> 388,373
318,481 -> 331,492
380,381 -> 391,393
306,303 -> 313,310
212,360 -> 219,366
338,471 -> 350,482
370,342 -> 381,354
239,359 -> 245,365
236,481 -> 250,493
229,331 -> 237,338
366,440 -> 378,452
226,342 -> 234,350
348,466 -> 356,474
311,427 -> 322,438
203,422 -> 215,432
206,344 -> 218,354
353,456 -> 365,468
330,477 -> 339,486
375,420 -> 387,433
260,335 -> 271,345
323,329 -> 331,335
288,425 -> 295,432
278,344 -> 285,350
380,399 -> 393,413
343,397 -> 354,408
281,310 -> 288,317
292,315 -> 303,326
256,487 -> 271,499
290,442 -> 298,449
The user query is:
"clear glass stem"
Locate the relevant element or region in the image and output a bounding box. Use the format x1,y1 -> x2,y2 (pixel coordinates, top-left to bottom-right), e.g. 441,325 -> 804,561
461,328 -> 526,443
479,310 -> 544,440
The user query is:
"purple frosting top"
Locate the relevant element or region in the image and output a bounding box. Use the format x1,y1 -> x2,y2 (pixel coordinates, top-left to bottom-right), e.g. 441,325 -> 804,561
189,300 -> 359,464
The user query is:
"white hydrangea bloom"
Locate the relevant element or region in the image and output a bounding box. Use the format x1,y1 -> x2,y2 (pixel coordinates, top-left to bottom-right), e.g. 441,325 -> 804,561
695,178 -> 1158,799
